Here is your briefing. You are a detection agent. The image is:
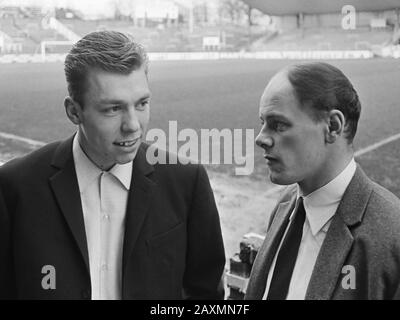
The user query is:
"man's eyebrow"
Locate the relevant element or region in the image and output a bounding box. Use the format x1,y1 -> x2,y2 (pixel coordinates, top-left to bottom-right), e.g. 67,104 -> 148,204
138,94 -> 151,101
99,99 -> 125,105
99,94 -> 151,105
264,112 -> 291,122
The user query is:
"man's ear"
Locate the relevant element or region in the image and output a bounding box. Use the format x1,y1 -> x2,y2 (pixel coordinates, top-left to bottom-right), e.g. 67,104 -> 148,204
64,97 -> 82,125
325,109 -> 345,144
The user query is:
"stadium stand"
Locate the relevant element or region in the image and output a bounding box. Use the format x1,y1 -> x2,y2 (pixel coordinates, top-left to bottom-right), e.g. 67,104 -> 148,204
250,27 -> 393,51
242,0 -> 399,55
0,1 -> 399,58
57,18 -> 256,52
0,6 -> 72,54
0,3 -> 264,55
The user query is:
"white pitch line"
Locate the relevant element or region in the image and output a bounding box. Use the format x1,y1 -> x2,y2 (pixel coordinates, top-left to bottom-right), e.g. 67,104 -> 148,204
0,132 -> 45,148
355,132 -> 400,157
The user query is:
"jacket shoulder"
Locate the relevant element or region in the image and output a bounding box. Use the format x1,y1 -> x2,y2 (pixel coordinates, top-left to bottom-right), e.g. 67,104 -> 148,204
363,182 -> 400,233
344,166 -> 400,238
370,181 -> 400,211
351,179 -> 400,266
351,181 -> 400,298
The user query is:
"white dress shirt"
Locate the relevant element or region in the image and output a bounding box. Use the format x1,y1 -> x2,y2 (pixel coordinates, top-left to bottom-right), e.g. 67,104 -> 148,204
263,158 -> 356,300
72,134 -> 132,300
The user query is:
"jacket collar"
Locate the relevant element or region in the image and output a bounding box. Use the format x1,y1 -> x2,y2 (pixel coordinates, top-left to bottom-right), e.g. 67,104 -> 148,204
51,135 -> 75,169
49,135 -> 90,274
337,165 -> 372,227
246,165 -> 373,300
305,165 -> 373,299
49,135 -> 156,285
245,187 -> 297,299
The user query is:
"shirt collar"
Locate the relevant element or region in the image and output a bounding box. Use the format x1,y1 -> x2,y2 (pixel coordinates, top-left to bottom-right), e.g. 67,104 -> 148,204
295,158 -> 356,236
72,134 -> 132,192
108,161 -> 132,190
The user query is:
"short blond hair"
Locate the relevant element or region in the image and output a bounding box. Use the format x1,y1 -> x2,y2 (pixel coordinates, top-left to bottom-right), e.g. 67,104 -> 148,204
64,30 -> 149,106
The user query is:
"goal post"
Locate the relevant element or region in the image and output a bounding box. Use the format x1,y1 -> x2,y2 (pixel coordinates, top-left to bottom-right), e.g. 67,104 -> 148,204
40,40 -> 75,62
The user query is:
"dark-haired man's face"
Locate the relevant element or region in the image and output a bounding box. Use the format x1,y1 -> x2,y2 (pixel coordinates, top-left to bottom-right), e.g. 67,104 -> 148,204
76,67 -> 150,170
255,72 -> 330,194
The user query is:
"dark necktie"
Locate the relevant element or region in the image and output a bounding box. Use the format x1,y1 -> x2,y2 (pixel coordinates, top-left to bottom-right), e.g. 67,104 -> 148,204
267,197 -> 306,300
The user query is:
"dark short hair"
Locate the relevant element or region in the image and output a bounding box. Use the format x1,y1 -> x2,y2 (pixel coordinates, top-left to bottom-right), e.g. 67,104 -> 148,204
64,30 -> 149,106
286,62 -> 361,143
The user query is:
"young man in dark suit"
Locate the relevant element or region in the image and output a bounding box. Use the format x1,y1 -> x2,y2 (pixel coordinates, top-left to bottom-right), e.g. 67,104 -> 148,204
0,31 -> 225,300
246,62 -> 400,300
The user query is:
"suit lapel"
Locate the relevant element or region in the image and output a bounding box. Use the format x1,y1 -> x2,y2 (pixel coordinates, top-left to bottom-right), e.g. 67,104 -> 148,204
122,144 -> 156,276
246,194 -> 296,299
306,166 -> 373,300
305,214 -> 353,300
49,136 -> 90,273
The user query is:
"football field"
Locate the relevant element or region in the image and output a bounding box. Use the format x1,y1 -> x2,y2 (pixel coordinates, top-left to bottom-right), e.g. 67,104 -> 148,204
1,58 -> 400,257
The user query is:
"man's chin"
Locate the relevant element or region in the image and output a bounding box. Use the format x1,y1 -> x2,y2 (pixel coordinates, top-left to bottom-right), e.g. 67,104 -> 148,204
269,172 -> 293,186
116,149 -> 140,165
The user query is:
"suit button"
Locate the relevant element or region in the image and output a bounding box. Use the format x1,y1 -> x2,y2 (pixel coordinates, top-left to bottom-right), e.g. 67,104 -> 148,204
82,289 -> 90,300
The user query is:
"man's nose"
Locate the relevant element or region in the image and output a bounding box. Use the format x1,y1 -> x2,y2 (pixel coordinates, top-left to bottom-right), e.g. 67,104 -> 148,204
255,130 -> 274,149
122,108 -> 140,133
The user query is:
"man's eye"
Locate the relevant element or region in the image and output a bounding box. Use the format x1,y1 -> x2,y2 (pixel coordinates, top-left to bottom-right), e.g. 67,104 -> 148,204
271,122 -> 288,132
105,106 -> 121,114
136,100 -> 149,110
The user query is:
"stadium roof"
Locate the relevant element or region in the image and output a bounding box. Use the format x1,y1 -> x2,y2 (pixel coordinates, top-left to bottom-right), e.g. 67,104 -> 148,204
242,0 -> 400,15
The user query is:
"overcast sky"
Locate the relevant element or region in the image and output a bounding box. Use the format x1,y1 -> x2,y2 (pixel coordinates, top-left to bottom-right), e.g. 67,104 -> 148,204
0,0 -> 221,14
